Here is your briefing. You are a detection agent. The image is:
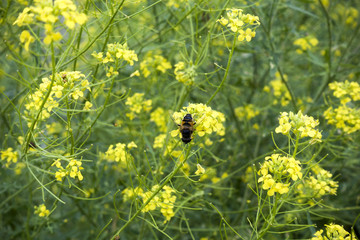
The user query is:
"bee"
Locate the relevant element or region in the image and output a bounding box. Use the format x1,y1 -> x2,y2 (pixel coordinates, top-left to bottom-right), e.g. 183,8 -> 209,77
178,114 -> 196,144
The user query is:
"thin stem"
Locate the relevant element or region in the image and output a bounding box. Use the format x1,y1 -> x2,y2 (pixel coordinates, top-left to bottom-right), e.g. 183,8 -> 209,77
206,33 -> 237,105
23,41 -> 57,155
292,133 -> 300,157
312,0 -> 332,103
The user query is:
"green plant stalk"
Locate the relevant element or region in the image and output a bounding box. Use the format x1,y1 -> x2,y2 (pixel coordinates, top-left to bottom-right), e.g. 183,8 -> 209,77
312,0 -> 332,103
23,41 -> 57,155
292,133 -> 300,158
206,33 -> 237,105
256,196 -> 279,240
111,145 -> 192,239
74,76 -> 116,146
65,97 -> 75,155
210,203 -> 245,240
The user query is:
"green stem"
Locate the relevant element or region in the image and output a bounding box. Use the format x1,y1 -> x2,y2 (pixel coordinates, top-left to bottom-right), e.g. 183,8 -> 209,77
23,41 -> 57,155
312,0 -> 332,103
292,133 -> 300,158
110,145 -> 192,239
74,76 -> 116,147
206,34 -> 237,105
65,97 -> 74,155
256,196 -> 279,240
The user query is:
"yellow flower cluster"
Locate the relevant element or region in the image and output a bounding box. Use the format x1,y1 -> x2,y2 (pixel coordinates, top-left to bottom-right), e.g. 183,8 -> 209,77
324,80 -> 360,134
331,4 -> 359,28
263,72 -> 291,106
123,185 -> 177,223
122,186 -> 143,202
153,134 -> 166,149
104,142 -> 137,168
34,204 -> 50,217
296,165 -> 338,204
171,103 -> 226,140
174,61 -> 197,86
312,223 -> 357,240
235,104 -> 259,120
125,93 -> 152,120
293,36 -> 319,54
140,52 -> 172,79
52,158 -> 84,182
217,8 -> 260,42
1,147 -> 18,167
275,111 -> 322,143
150,107 -> 167,132
13,0 -> 87,47
24,71 -> 90,127
92,42 -> 138,77
258,154 -> 302,196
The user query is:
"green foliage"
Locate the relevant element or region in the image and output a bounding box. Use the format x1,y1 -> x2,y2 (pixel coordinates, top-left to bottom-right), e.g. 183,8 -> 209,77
1,0 -> 360,239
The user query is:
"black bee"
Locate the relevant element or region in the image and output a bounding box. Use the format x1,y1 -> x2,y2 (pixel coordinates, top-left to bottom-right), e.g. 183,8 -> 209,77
178,114 -> 195,144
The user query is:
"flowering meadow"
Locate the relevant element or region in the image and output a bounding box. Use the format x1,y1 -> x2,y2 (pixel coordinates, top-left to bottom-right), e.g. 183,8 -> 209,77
1,0 -> 360,239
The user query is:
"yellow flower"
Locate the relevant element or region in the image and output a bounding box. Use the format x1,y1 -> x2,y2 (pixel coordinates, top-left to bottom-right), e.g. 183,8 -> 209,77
34,204 -> 50,217
83,101 -> 92,110
258,154 -> 302,196
125,93 -> 152,120
1,148 -> 18,167
294,36 -> 319,54
140,51 -> 172,79
171,103 -> 226,141
150,107 -> 167,132
127,141 -> 137,149
312,223 -> 356,240
195,164 -> 205,175
275,111 -> 322,143
19,30 -> 35,51
174,61 -> 197,85
13,7 -> 34,26
296,165 -> 338,203
92,51 -> 103,61
153,134 -> 166,149
217,8 -> 260,42
235,104 -> 259,120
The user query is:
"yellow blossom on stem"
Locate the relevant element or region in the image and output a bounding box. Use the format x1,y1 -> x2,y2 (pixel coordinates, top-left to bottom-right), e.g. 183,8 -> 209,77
296,164 -> 338,204
153,134 -> 166,149
324,80 -> 360,134
174,61 -> 197,86
13,0 -> 88,45
293,36 -> 318,54
1,148 -> 18,167
312,223 -> 357,240
275,111 -> 322,143
195,164 -> 205,175
136,185 -> 177,223
217,8 -> 260,42
125,93 -> 152,120
150,107 -> 167,132
171,103 -> 226,141
19,30 -> 35,51
258,154 -> 302,197
140,51 -> 172,79
34,204 -> 50,217
235,104 -> 259,120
